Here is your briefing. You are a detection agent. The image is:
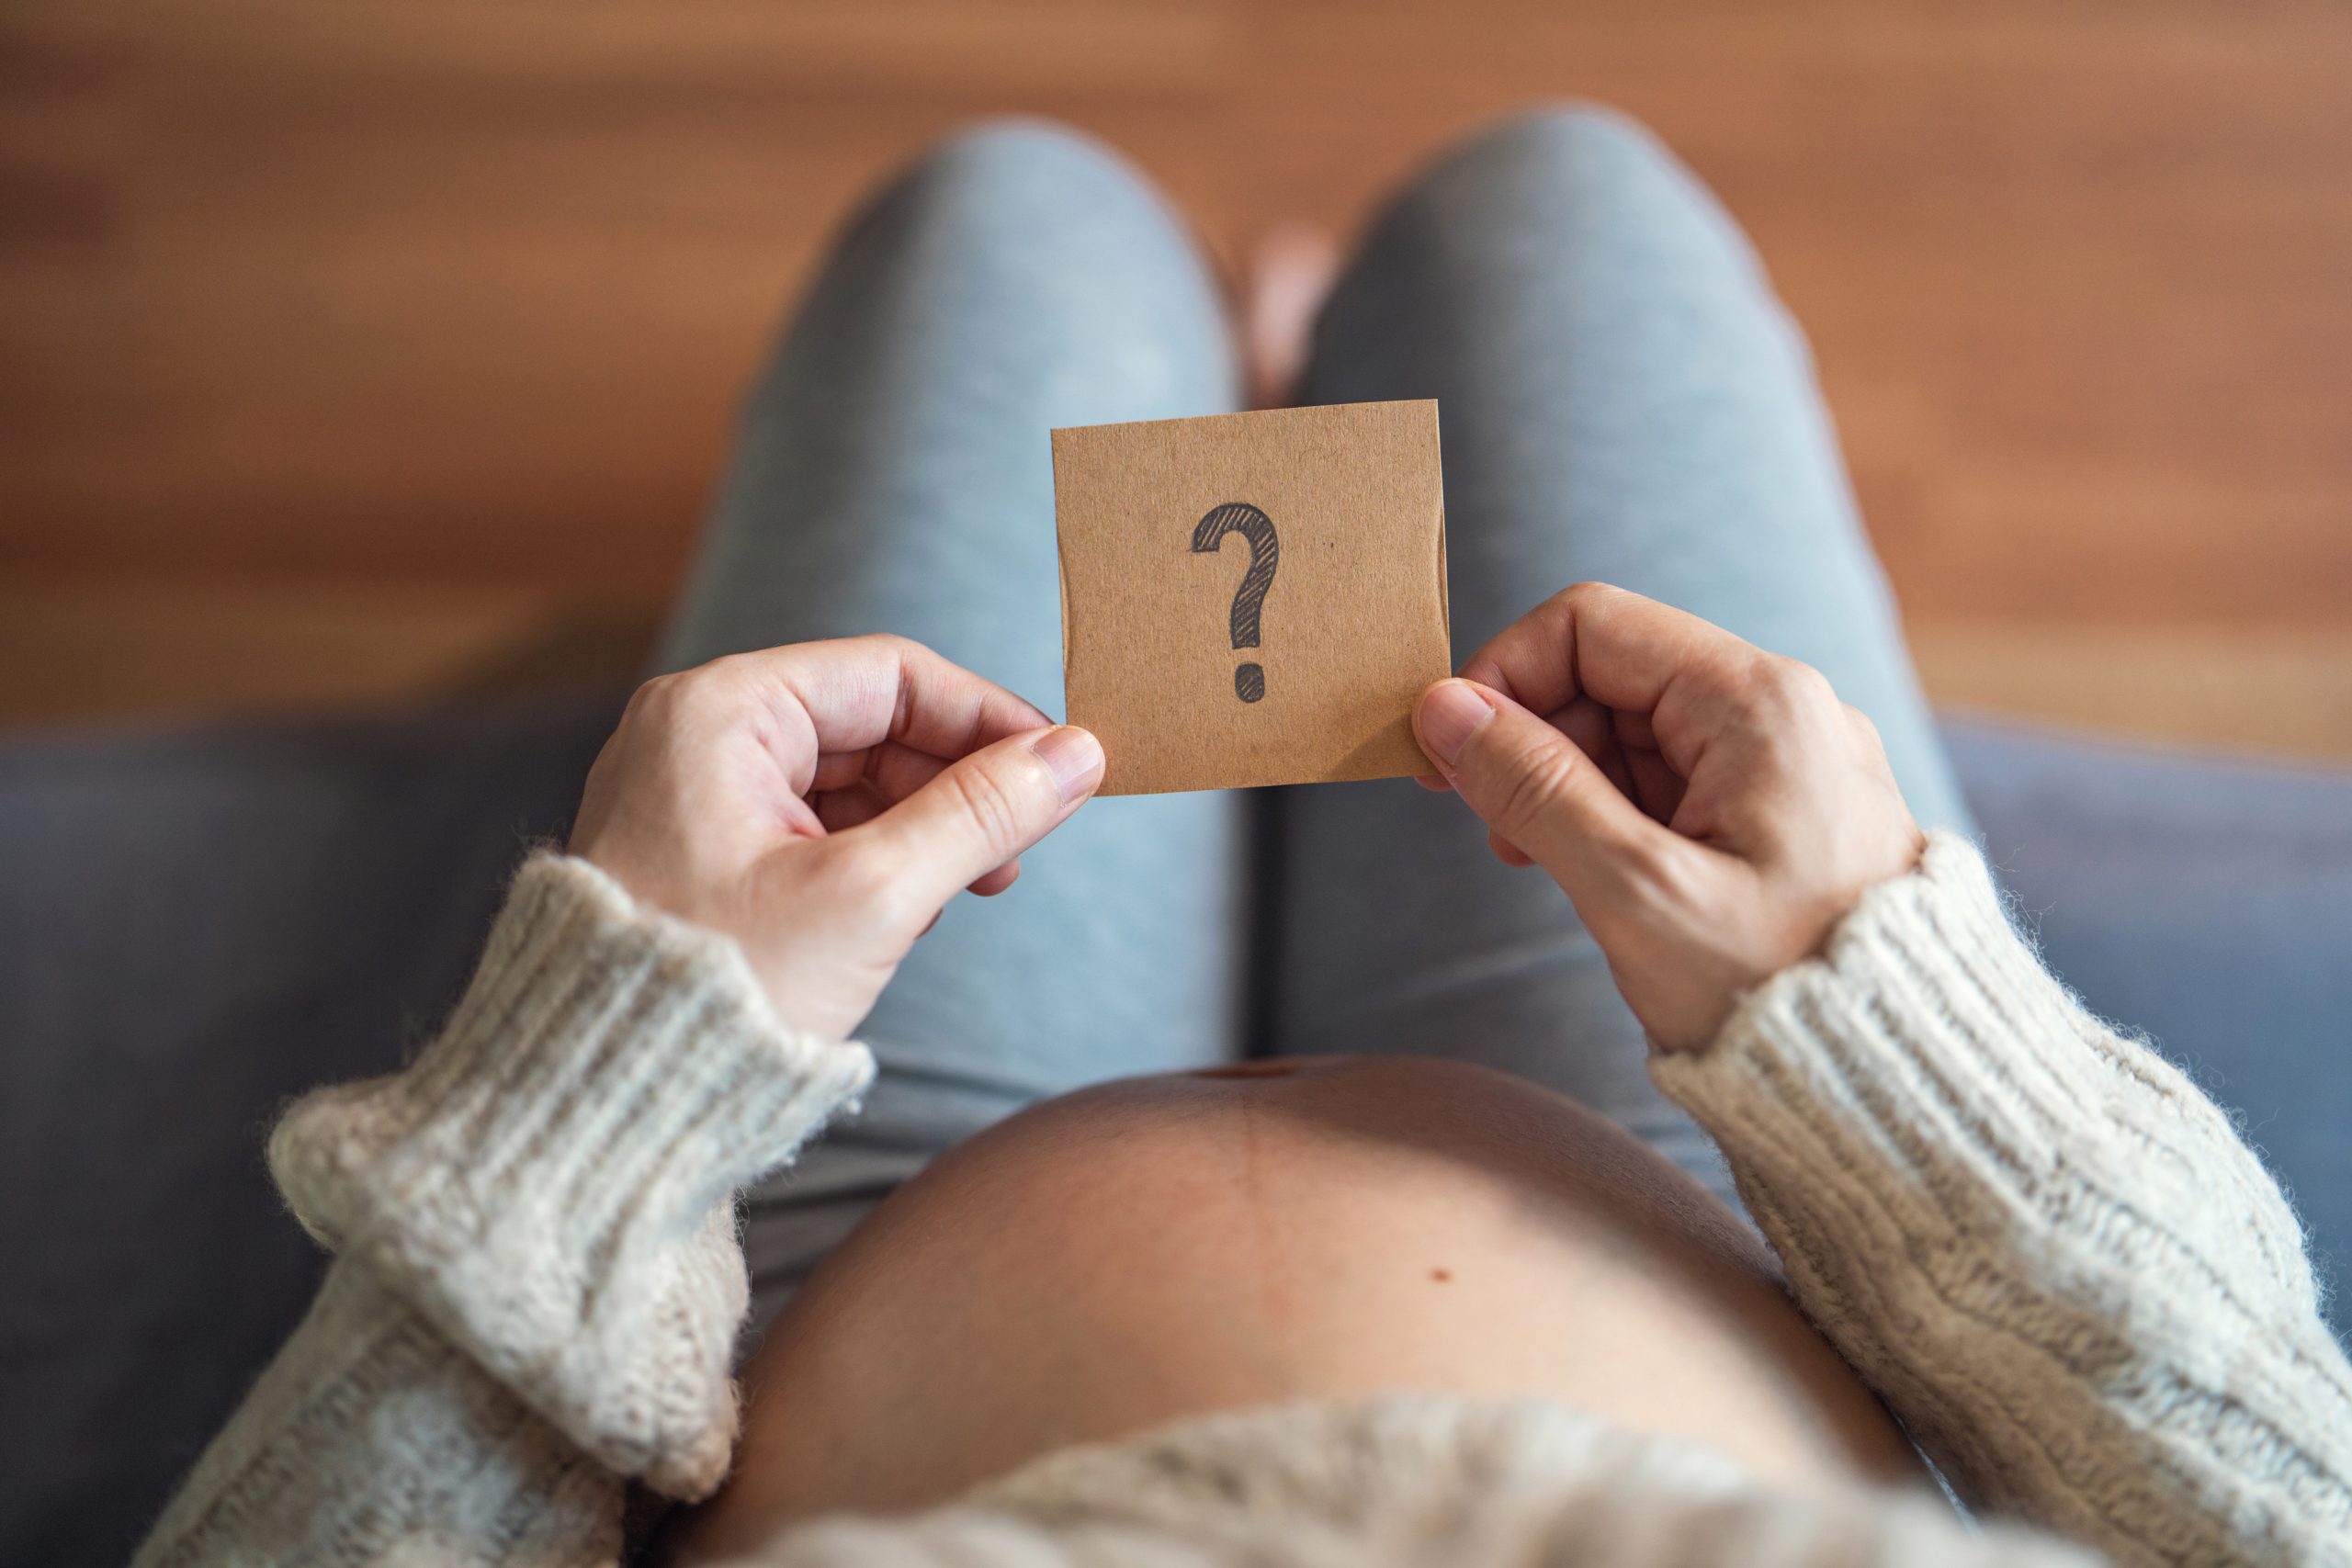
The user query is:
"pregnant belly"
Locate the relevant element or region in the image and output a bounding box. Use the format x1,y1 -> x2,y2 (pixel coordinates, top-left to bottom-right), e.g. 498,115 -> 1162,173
680,1055 -> 1924,1553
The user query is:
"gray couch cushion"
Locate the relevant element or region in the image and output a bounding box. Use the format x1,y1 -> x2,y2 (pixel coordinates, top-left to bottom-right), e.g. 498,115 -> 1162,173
1,699 -> 2345,1563
1945,716 -> 2352,1321
0,696 -> 619,1563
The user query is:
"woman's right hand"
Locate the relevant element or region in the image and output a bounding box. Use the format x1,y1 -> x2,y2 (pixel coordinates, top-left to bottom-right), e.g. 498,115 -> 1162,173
1411,583 -> 1926,1053
570,636 -> 1103,1043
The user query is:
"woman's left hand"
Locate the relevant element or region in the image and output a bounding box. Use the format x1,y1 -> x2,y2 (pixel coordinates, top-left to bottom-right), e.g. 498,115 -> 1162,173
569,636 -> 1103,1041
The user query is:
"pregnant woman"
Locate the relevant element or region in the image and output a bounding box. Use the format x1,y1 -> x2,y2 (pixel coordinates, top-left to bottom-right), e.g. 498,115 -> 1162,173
133,113 -> 2350,1566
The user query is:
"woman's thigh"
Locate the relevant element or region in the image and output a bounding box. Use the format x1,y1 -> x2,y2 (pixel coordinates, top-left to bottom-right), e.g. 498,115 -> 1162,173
1269,108 -> 1970,1196
657,120 -> 1248,1317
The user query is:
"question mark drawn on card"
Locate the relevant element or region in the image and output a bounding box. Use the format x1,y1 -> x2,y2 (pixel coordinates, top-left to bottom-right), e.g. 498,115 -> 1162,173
1190,502 -> 1280,703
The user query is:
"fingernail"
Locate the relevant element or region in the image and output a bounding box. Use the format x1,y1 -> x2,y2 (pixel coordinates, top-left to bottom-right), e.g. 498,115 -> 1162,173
1416,680 -> 1496,768
1031,726 -> 1105,803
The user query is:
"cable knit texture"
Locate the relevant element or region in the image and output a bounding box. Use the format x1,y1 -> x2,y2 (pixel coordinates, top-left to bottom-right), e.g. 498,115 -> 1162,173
134,852 -> 875,1565
1651,833 -> 2352,1566
764,1393 -> 2101,1567
134,838 -> 2352,1567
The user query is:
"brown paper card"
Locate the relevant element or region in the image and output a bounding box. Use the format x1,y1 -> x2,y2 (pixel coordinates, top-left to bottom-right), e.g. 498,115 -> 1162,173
1054,400 -> 1451,795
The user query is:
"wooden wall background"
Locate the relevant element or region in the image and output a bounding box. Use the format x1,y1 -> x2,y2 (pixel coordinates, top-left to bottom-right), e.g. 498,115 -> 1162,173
5,0 -> 2349,755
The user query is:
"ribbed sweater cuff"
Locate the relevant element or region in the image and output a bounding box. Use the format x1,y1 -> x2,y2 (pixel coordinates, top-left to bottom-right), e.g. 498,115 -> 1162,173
1654,830 -> 2089,1195
1651,831 -> 2313,1302
132,1258 -> 619,1567
268,852 -> 875,1496
1652,832 -> 2352,1552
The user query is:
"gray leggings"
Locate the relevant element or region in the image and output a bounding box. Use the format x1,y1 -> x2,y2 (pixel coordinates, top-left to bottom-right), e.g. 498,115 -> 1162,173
654,110 -> 1971,1324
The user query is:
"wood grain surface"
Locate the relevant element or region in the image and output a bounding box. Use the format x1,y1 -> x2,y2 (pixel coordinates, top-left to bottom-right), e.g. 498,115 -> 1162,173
4,0 -> 2348,754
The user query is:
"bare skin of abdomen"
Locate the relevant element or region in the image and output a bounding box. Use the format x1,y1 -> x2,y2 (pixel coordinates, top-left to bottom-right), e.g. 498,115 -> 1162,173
676,1055 -> 1928,1557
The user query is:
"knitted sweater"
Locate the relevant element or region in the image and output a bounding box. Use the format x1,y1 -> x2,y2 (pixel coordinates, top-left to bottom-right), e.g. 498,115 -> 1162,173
131,834 -> 2352,1567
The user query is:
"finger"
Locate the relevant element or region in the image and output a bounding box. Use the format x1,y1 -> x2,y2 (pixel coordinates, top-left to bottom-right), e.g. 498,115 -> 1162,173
1610,704 -> 1659,753
808,739 -> 942,797
969,859 -> 1023,897
1548,699 -> 1635,802
1623,745 -> 1688,824
1459,581 -> 1758,713
1549,695 -> 1614,758
813,779 -> 1023,892
1488,828 -> 1535,868
814,786 -> 887,834
699,636 -> 1054,795
1415,678 -> 1681,905
809,740 -> 962,806
1458,583 -> 1767,774
808,747 -> 871,795
1414,773 -> 1452,793
861,726 -> 1104,914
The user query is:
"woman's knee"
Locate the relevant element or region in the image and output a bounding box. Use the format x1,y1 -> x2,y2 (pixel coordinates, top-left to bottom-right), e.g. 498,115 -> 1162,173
1421,103 -> 1682,203
903,118 -> 1142,205
858,118 -> 1191,268
1370,103 -> 1760,284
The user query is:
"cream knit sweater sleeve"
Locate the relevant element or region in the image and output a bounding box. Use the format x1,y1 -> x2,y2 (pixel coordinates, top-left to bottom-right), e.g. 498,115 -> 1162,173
131,852 -> 876,1567
1653,832 -> 2352,1568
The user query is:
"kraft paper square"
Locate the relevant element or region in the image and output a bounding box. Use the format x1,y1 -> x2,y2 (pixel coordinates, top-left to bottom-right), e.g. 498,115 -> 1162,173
1053,400 -> 1451,795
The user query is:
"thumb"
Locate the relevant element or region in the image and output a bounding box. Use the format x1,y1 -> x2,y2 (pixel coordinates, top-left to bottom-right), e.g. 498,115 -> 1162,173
866,725 -> 1104,911
1414,679 -> 1674,901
